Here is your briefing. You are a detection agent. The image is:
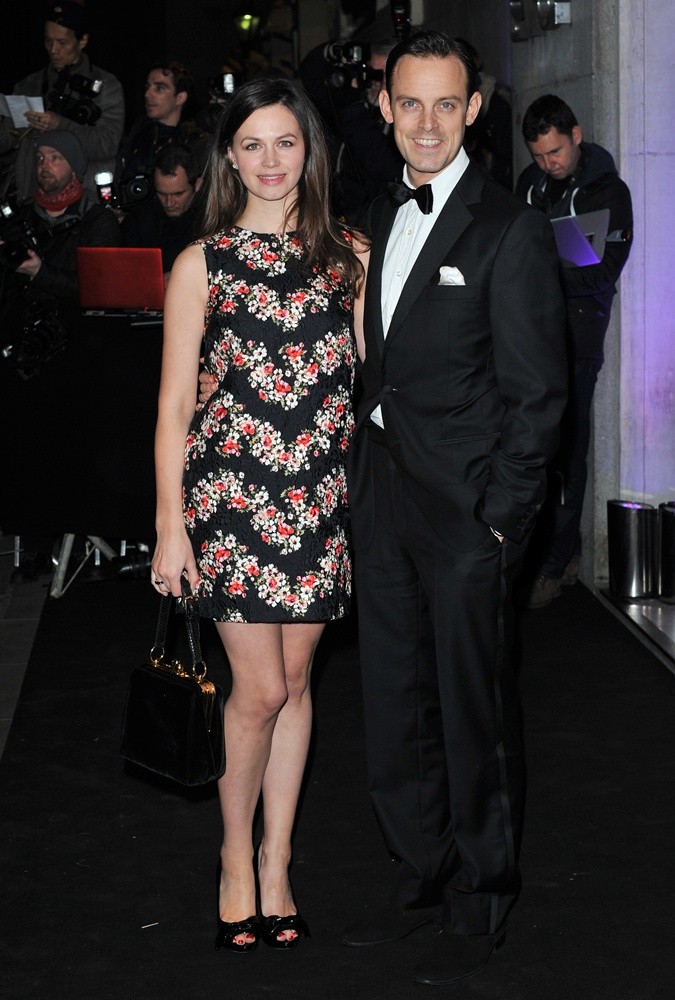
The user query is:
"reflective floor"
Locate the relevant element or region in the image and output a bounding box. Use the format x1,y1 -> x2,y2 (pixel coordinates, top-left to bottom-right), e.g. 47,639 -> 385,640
598,588 -> 675,674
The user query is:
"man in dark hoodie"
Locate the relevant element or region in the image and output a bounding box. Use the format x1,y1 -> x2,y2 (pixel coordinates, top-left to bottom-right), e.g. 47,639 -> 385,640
515,94 -> 632,608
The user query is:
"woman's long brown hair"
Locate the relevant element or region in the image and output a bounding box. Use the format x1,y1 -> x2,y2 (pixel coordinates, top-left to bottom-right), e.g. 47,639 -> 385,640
200,76 -> 365,289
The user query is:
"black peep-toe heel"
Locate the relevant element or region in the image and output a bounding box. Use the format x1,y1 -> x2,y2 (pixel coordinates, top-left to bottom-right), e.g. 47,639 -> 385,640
215,915 -> 260,953
215,859 -> 259,953
260,912 -> 310,950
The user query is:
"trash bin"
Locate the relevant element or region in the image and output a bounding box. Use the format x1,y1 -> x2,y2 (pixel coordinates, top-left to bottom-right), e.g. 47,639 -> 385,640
607,499 -> 658,599
659,502 -> 675,603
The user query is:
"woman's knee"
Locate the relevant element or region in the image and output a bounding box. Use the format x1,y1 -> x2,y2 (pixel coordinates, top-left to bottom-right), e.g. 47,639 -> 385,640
283,661 -> 312,703
229,676 -> 289,723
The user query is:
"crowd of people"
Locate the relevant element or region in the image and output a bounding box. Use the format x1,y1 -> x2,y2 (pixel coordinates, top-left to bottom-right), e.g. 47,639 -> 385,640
1,1 -> 632,988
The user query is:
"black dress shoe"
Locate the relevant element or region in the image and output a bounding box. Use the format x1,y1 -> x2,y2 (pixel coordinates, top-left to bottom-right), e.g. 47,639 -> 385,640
341,902 -> 440,947
413,929 -> 506,985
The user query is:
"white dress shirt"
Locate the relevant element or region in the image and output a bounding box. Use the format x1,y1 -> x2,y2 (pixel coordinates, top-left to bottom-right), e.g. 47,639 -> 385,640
371,147 -> 471,429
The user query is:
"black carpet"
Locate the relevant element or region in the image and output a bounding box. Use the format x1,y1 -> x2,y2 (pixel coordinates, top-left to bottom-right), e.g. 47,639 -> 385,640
1,579 -> 673,1000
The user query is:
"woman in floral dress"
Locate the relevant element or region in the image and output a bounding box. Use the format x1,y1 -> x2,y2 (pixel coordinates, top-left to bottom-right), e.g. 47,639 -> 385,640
151,77 -> 367,952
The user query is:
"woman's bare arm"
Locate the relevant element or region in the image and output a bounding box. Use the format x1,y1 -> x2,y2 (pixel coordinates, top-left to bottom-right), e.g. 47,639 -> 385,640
151,243 -> 208,596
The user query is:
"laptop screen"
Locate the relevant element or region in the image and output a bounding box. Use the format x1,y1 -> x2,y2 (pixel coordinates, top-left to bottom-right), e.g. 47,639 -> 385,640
551,209 -> 610,268
76,246 -> 165,311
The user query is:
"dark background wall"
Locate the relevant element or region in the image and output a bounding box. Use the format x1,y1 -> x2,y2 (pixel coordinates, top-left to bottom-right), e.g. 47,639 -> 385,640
3,1 -> 513,120
2,0 -> 266,121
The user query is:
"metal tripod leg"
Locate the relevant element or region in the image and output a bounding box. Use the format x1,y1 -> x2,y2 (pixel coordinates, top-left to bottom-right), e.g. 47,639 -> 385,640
50,534 -> 75,598
50,534 -> 118,599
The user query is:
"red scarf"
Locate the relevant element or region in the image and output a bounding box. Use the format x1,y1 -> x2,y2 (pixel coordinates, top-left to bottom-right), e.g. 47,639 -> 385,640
35,175 -> 85,212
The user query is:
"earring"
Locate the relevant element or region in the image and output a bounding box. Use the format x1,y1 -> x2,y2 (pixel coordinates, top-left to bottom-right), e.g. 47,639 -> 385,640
231,161 -> 238,170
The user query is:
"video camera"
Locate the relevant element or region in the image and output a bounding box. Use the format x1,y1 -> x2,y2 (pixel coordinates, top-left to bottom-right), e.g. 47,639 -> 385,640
391,0 -> 412,40
323,41 -> 383,91
47,72 -> 103,126
94,170 -> 152,213
0,200 -> 43,268
1,297 -> 68,378
208,71 -> 238,99
0,199 -> 79,269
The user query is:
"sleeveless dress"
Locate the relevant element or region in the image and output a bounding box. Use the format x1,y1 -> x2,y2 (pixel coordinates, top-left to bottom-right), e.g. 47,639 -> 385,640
182,226 -> 356,622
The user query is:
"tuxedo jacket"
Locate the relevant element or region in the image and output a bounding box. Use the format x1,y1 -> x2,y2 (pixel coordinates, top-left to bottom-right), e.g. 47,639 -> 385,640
350,160 -> 568,552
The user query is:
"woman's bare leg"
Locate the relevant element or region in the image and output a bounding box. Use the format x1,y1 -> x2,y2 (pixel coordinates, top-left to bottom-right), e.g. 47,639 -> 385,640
258,622 -> 325,938
214,622 -> 287,943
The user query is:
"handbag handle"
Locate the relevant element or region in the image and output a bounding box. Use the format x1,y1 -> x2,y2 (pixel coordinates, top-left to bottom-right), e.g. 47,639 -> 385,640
150,579 -> 206,681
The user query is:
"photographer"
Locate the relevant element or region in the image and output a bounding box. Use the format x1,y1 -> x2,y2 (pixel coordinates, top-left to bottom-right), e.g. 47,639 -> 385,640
117,62 -> 209,214
0,130 -> 120,581
0,2 -> 124,205
300,39 -> 403,226
122,143 -> 203,276
1,131 -> 120,366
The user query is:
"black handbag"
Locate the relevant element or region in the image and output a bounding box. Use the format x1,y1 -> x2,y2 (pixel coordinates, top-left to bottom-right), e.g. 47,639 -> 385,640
120,588 -> 226,786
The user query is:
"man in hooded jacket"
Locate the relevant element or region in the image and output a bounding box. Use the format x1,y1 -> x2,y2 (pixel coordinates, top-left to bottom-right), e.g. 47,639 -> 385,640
515,93 -> 633,607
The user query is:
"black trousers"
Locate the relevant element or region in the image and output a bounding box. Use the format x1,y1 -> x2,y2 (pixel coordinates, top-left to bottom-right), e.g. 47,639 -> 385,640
353,438 -> 525,935
531,357 -> 603,579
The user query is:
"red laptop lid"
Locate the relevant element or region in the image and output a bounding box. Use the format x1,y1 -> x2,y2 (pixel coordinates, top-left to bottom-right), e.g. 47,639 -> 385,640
76,246 -> 165,311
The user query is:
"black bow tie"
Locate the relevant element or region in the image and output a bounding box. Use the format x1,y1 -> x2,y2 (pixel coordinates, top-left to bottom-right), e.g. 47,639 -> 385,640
388,181 -> 434,215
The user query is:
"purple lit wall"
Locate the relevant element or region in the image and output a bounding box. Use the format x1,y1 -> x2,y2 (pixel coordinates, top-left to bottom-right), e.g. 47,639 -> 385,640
619,0 -> 675,503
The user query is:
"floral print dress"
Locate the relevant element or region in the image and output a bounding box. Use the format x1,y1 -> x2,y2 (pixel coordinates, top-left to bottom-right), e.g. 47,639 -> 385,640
183,227 -> 355,622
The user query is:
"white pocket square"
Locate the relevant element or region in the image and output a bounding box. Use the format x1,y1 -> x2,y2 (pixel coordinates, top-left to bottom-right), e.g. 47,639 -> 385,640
438,266 -> 465,286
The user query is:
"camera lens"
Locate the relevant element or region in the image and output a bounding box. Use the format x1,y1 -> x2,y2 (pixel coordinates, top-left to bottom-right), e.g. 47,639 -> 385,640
127,176 -> 150,202
0,242 -> 30,269
72,100 -> 101,126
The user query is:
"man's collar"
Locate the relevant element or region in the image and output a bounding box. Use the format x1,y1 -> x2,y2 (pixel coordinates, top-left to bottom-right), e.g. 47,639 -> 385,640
402,147 -> 470,210
403,148 -> 470,198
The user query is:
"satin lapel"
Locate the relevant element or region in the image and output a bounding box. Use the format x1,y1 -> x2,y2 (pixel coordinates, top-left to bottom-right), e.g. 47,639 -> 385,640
366,197 -> 398,353
384,164 -> 486,352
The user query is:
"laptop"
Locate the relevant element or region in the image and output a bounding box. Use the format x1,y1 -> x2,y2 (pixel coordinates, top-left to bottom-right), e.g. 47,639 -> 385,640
76,246 -> 165,314
551,209 -> 610,267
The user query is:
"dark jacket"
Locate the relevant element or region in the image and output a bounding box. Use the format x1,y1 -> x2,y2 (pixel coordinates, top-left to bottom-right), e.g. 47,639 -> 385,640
25,195 -> 121,303
0,195 -> 120,379
351,162 -> 567,548
122,195 -> 201,271
516,142 -> 633,360
1,194 -> 120,339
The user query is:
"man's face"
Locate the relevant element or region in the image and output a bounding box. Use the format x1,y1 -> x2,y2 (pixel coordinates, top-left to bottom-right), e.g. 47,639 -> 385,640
44,21 -> 87,72
527,126 -> 582,180
145,69 -> 186,124
379,54 -> 481,187
35,146 -> 74,193
154,166 -> 197,217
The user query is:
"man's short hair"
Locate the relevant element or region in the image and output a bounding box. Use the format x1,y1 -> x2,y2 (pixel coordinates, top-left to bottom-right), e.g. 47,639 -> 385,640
45,1 -> 89,39
385,31 -> 480,103
522,94 -> 579,142
154,143 -> 199,186
148,61 -> 194,100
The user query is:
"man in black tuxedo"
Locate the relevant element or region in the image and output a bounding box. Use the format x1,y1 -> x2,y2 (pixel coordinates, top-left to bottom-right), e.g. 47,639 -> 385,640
343,32 -> 568,985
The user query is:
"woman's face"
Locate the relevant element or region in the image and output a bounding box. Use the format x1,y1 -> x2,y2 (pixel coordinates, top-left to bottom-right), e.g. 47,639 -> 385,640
228,103 -> 306,207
